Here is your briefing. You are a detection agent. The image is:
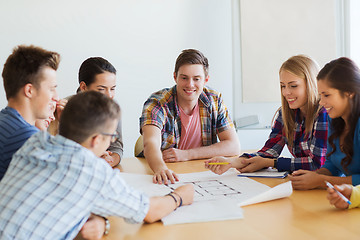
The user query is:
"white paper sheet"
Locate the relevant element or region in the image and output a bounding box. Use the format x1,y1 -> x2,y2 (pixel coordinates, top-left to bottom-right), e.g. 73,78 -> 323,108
119,170 -> 270,225
161,199 -> 244,225
238,181 -> 293,207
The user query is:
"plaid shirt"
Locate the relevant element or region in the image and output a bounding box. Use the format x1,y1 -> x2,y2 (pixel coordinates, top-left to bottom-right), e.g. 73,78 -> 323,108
139,85 -> 235,151
0,131 -> 149,240
243,107 -> 328,171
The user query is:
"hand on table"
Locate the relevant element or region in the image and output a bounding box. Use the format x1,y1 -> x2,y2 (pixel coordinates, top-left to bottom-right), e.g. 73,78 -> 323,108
80,214 -> 105,240
153,167 -> 179,185
288,170 -> 324,190
236,156 -> 274,173
162,148 -> 189,162
204,156 -> 233,175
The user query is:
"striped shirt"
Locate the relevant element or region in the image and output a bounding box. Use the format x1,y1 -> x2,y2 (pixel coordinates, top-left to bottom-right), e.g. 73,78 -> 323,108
0,131 -> 149,240
242,107 -> 328,171
139,85 -> 235,151
0,107 -> 38,180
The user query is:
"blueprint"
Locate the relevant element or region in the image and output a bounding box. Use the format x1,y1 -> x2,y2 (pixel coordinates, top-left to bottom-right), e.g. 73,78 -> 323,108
119,170 -> 271,225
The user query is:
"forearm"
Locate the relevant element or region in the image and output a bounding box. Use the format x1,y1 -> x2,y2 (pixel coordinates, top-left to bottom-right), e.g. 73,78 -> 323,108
316,168 -> 352,188
242,137 -> 284,160
320,176 -> 352,188
248,116 -> 286,159
144,143 -> 167,172
144,195 -> 177,223
108,119 -> 124,159
277,156 -> 319,172
228,156 -> 250,168
186,139 -> 240,160
316,167 -> 333,175
107,140 -> 124,160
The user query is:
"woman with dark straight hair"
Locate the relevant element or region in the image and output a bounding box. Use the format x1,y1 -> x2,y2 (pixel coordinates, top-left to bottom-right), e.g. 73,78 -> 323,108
77,57 -> 116,96
290,57 -> 360,190
77,57 -> 123,167
49,57 -> 123,167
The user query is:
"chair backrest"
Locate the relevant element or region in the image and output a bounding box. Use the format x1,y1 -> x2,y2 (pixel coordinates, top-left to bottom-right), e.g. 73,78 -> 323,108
134,135 -> 144,157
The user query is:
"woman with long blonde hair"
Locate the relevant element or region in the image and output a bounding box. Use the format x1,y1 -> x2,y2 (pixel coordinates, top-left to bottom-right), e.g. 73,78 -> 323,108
206,55 -> 328,174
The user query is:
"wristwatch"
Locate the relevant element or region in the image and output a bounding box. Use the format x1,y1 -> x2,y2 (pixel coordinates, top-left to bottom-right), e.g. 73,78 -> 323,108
103,217 -> 110,235
273,159 -> 277,169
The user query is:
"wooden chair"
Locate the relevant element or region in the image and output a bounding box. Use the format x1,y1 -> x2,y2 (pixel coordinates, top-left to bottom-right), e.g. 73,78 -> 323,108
134,135 -> 144,157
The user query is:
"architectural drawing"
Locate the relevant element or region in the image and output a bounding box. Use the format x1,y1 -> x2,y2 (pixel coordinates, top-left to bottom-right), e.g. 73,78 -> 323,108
168,179 -> 242,202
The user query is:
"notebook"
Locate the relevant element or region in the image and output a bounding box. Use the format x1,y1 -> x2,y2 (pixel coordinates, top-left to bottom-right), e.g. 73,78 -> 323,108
237,167 -> 288,178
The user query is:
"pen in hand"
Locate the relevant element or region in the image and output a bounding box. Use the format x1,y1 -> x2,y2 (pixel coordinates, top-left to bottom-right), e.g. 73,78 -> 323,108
325,181 -> 351,205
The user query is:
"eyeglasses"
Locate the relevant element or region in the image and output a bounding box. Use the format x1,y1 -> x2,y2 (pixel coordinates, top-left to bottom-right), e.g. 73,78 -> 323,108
100,132 -> 118,143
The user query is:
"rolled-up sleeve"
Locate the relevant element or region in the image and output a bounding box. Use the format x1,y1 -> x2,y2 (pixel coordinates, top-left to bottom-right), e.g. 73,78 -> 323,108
92,168 -> 150,223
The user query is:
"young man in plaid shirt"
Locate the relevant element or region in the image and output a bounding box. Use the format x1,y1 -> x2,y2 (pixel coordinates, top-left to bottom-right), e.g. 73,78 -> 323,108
140,49 -> 240,185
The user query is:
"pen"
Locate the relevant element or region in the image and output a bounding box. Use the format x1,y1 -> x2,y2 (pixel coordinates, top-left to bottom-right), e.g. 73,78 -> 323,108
208,162 -> 230,165
325,181 -> 351,205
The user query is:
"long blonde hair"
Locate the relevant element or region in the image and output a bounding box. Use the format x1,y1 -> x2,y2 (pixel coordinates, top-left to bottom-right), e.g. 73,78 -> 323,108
279,55 -> 320,147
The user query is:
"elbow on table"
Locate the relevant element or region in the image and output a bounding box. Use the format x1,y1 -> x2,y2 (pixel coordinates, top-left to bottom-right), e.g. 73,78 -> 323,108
143,211 -> 161,224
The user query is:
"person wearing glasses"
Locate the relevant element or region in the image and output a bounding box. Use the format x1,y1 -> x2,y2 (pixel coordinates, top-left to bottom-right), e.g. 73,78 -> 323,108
43,57 -> 123,239
0,91 -> 194,239
49,57 -> 123,167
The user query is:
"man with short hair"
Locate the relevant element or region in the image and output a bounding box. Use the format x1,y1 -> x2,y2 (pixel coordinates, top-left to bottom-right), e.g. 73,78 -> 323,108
0,45 -> 60,180
0,91 -> 194,239
140,49 -> 240,185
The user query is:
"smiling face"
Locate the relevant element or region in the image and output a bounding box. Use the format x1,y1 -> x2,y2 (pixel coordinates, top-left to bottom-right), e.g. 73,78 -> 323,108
174,64 -> 209,108
81,71 -> 116,99
318,79 -> 352,121
35,112 -> 55,131
280,70 -> 308,114
31,67 -> 59,121
35,101 -> 56,130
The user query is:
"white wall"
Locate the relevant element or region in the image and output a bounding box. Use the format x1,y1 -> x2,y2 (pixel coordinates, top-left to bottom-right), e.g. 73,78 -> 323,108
0,0 -> 234,157
239,0 -> 338,103
1,1 -> 358,157
349,0 -> 360,65
232,0 -> 344,152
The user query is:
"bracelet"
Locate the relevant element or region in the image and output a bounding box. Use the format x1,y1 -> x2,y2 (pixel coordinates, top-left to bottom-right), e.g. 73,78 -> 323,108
172,191 -> 183,207
102,217 -> 110,235
273,159 -> 278,169
166,193 -> 179,210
